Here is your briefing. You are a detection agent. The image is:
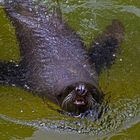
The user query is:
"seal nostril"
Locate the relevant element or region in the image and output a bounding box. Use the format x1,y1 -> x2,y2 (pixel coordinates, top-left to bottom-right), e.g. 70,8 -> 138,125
82,90 -> 87,96
81,89 -> 86,95
76,88 -> 87,96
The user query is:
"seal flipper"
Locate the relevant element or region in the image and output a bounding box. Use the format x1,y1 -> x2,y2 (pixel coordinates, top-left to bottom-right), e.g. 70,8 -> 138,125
89,20 -> 125,74
0,61 -> 26,87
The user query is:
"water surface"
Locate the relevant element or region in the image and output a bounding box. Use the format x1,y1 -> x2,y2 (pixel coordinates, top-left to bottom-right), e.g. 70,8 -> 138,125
0,0 -> 140,139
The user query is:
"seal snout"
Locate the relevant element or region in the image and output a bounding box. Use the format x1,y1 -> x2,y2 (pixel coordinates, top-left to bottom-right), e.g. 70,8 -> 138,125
75,84 -> 87,96
74,84 -> 88,106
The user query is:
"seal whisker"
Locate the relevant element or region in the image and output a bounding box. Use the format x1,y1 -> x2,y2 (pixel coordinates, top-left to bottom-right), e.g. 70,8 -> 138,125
62,93 -> 73,108
91,97 -> 96,103
88,95 -> 97,108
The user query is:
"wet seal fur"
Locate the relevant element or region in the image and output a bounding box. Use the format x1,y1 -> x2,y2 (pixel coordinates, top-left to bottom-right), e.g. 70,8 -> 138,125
0,0 -> 124,117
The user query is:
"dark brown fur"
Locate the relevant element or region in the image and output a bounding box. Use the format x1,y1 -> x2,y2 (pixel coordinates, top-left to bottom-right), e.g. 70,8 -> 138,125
1,0 -> 124,115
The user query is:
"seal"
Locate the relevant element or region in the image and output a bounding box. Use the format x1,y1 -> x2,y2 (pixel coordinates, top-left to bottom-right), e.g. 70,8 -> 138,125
0,0 -> 124,116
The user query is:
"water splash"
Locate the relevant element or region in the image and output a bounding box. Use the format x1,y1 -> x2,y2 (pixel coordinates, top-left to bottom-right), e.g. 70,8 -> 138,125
0,96 -> 139,136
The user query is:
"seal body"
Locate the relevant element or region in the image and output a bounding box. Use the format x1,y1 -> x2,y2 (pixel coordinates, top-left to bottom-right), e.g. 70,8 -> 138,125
3,0 -> 102,114
2,0 -> 124,115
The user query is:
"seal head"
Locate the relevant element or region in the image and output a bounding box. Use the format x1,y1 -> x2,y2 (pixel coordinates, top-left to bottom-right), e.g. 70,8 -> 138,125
57,82 -> 103,114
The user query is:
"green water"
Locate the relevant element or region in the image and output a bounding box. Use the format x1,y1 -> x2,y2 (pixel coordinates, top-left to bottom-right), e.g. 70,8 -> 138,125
0,0 -> 140,139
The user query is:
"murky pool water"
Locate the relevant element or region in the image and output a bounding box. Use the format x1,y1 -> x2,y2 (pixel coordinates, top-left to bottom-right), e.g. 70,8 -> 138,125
0,0 -> 140,139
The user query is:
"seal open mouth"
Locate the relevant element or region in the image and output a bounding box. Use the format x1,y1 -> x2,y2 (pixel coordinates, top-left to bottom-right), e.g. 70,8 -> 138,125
74,96 -> 86,106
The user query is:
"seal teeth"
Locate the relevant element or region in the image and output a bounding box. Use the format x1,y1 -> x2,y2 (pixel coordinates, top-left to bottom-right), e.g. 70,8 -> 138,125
74,99 -> 85,105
